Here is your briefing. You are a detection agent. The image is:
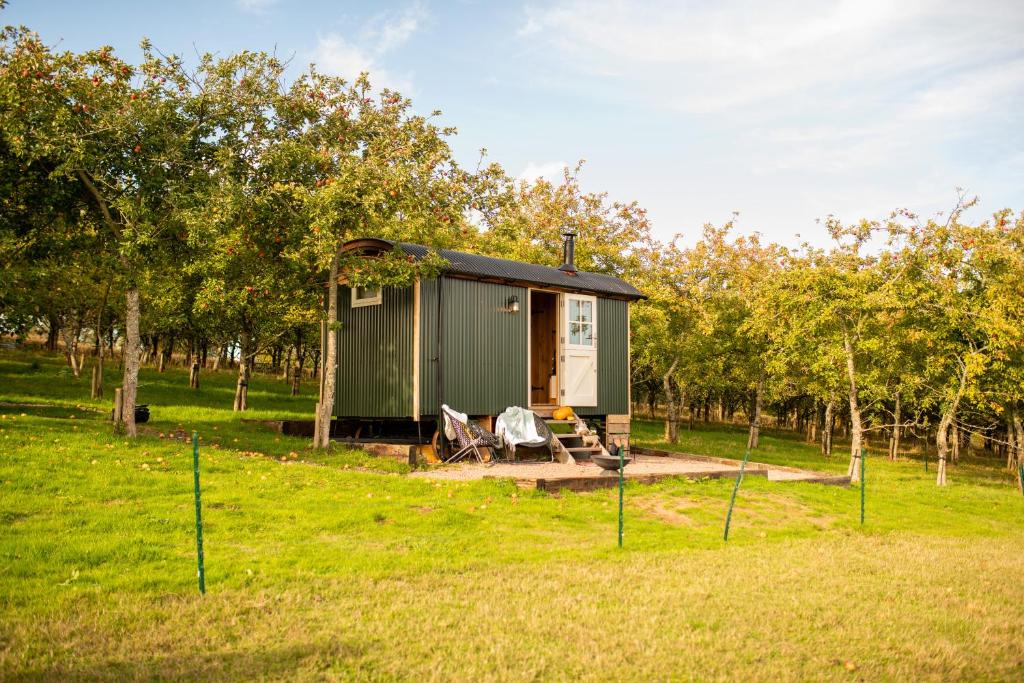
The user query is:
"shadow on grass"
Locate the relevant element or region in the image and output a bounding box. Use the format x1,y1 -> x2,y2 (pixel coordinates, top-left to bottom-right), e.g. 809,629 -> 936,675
9,638 -> 369,681
0,403 -> 104,420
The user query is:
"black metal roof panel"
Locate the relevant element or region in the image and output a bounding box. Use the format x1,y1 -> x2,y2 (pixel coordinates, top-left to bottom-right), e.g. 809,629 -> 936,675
391,242 -> 645,300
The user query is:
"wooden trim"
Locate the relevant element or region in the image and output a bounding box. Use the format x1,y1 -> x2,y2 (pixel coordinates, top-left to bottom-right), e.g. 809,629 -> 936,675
335,271 -> 642,301
412,278 -> 421,421
442,272 -> 643,302
526,288 -> 532,407
340,238 -> 393,255
627,303 -> 632,417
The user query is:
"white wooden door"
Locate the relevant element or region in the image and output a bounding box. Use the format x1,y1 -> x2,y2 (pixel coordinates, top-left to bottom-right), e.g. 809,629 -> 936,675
560,294 -> 598,406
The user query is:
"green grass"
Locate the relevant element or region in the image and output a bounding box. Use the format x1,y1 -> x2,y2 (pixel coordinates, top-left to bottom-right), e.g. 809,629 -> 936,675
2,350 -> 1023,680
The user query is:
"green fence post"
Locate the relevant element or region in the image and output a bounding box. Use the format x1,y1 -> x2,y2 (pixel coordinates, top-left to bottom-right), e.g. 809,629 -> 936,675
1018,465 -> 1023,497
192,431 -> 206,595
723,448 -> 751,542
860,448 -> 865,526
617,443 -> 624,548
924,431 -> 928,472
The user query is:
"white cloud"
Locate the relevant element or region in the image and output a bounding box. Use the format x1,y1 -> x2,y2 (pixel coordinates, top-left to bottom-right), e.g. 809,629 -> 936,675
517,161 -> 569,183
516,0 -> 1024,245
520,0 -> 1024,114
235,0 -> 278,15
312,3 -> 425,93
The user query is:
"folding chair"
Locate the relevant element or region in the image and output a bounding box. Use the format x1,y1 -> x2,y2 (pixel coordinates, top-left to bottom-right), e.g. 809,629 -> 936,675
441,405 -> 501,464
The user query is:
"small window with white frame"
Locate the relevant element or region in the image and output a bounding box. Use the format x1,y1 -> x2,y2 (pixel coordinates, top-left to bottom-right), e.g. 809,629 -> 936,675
351,286 -> 382,308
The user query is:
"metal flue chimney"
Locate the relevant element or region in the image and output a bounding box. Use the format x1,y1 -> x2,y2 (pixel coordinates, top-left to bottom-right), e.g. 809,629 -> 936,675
558,231 -> 577,274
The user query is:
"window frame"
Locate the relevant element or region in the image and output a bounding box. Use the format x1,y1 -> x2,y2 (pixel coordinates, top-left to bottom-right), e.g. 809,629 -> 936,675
351,286 -> 383,308
564,294 -> 597,350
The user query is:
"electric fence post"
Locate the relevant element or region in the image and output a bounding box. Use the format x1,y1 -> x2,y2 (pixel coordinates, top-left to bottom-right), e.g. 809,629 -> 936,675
192,431 -> 206,595
617,442 -> 624,548
860,448 -> 865,526
723,448 -> 751,542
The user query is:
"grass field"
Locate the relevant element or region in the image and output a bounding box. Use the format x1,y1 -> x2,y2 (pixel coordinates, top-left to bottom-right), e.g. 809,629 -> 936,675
2,350 -> 1023,680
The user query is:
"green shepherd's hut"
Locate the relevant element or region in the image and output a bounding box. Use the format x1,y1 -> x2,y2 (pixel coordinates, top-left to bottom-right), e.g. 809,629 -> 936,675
322,233 -> 645,457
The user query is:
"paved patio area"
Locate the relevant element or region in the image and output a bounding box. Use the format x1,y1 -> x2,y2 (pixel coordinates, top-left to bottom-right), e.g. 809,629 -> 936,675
411,450 -> 850,491
412,454 -> 737,482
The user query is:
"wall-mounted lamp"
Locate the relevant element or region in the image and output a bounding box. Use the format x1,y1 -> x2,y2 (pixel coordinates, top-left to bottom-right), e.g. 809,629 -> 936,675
506,294 -> 520,314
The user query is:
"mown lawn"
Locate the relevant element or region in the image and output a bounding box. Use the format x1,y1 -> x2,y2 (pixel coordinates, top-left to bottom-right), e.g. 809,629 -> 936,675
1,350 -> 1023,680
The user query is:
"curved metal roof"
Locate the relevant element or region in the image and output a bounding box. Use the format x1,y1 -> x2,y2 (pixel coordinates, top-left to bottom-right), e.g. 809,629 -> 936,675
341,238 -> 645,300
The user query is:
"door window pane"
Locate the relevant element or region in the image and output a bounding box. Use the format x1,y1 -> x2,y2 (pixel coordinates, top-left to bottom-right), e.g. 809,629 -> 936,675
568,298 -> 594,346
581,321 -> 593,345
580,300 -> 593,323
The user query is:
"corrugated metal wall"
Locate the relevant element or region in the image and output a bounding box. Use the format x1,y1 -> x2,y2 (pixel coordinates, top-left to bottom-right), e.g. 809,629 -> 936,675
332,277 -> 630,420
577,297 -> 630,416
418,278 -> 439,415
334,285 -> 414,417
419,277 -> 528,416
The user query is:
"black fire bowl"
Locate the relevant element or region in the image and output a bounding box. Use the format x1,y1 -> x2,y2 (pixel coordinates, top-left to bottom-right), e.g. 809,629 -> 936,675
591,453 -> 626,471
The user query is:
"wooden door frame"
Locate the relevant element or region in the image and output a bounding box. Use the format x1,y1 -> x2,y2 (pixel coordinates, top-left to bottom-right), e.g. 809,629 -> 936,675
526,287 -> 562,409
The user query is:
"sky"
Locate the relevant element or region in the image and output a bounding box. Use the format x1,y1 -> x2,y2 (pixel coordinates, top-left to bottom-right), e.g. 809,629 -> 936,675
5,0 -> 1024,247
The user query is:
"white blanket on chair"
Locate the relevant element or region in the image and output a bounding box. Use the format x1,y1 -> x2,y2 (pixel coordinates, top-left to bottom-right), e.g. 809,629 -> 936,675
441,404 -> 468,440
495,406 -> 542,452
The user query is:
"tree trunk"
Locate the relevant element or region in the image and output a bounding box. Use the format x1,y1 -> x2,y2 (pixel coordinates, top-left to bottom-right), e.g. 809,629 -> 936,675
842,329 -> 863,483
889,394 -> 901,461
121,287 -> 141,438
936,361 -> 970,486
141,335 -> 156,366
747,373 -> 764,449
662,358 -> 680,443
281,345 -> 293,382
805,402 -> 816,443
1012,410 -> 1024,492
291,359 -> 301,396
91,357 -> 103,399
91,288 -> 108,400
316,252 -> 341,449
1008,409 -> 1022,472
61,326 -> 81,378
936,415 -> 952,487
290,331 -> 304,397
233,332 -> 251,412
166,336 -> 175,370
46,313 -> 60,351
821,398 -> 834,457
950,421 -> 960,464
189,361 -> 200,390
